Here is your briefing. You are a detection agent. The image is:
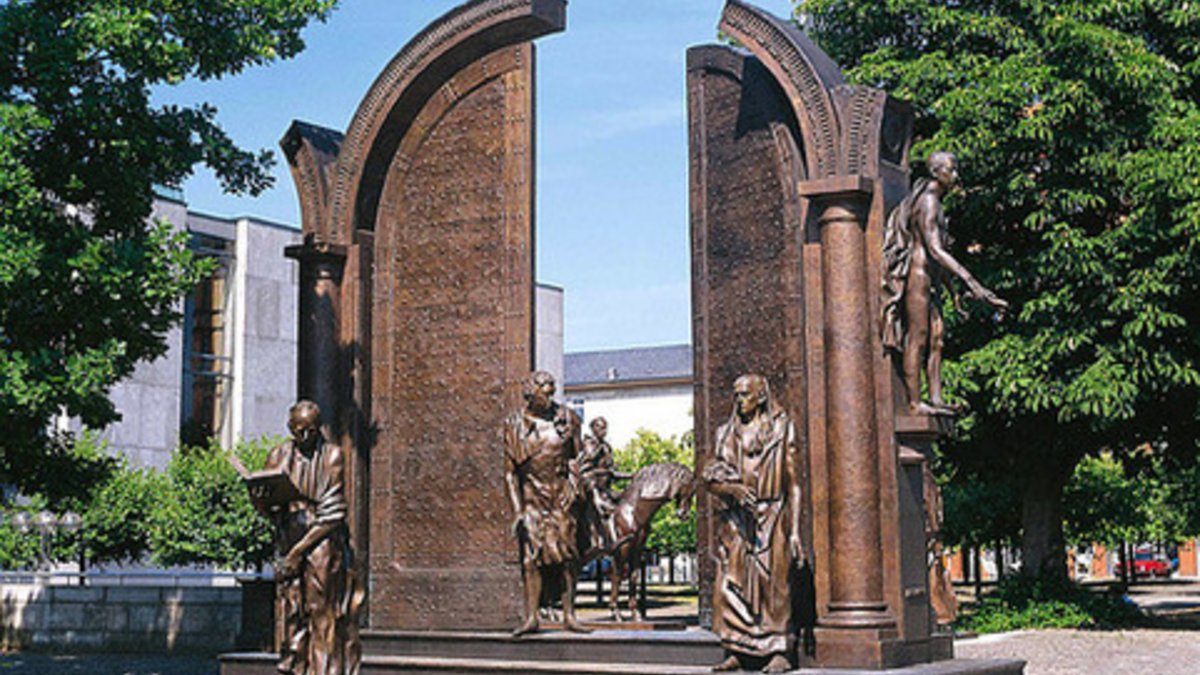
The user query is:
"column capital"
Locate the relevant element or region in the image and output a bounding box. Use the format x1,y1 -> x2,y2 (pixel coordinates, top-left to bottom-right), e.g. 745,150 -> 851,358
285,242 -> 348,264
798,174 -> 874,199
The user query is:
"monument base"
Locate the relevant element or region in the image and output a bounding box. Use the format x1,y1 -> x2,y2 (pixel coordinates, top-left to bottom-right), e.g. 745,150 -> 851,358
218,629 -> 1022,675
813,628 -> 955,669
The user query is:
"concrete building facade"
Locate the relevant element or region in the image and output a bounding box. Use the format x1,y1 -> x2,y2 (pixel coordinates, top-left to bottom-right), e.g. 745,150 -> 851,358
97,198 -> 566,467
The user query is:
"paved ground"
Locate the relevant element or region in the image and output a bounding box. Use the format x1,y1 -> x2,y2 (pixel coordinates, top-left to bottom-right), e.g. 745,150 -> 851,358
0,581 -> 1196,674
0,653 -> 217,674
958,629 -> 1200,675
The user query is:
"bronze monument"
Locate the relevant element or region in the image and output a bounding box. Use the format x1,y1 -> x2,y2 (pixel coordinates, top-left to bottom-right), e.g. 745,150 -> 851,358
504,371 -> 589,636
247,401 -> 363,675
882,151 -> 1008,416
703,375 -> 804,674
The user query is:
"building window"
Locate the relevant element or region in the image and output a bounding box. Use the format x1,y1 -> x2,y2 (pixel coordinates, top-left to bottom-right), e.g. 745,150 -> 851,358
180,234 -> 234,447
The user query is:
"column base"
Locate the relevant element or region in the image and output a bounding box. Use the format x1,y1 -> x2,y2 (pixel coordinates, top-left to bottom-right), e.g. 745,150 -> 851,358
813,626 -> 953,669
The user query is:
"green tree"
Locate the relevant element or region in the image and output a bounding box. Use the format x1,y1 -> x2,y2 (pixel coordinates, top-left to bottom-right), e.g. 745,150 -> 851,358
797,0 -> 1200,578
148,438 -> 274,571
614,430 -> 697,559
0,0 -> 336,496
1063,453 -> 1143,549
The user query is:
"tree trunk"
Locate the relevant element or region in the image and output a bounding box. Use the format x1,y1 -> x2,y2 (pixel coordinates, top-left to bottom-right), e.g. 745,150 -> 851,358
996,540 -> 1005,581
668,553 -> 675,585
1019,467 -> 1069,581
973,547 -> 983,598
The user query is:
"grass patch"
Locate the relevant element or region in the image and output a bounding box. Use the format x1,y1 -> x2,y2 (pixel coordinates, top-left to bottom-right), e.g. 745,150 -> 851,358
955,575 -> 1144,634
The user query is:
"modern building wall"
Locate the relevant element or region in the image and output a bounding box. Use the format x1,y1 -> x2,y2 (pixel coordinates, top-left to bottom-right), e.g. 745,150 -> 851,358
535,284 -> 565,387
92,198 -> 190,469
97,199 -> 562,467
228,218 -> 300,445
97,202 -> 300,467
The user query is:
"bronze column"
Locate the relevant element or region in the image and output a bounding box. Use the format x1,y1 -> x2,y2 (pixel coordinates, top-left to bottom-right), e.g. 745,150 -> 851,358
285,243 -> 346,436
802,177 -> 895,630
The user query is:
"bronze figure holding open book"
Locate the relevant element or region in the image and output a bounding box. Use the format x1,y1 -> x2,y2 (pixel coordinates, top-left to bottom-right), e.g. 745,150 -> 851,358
238,401 -> 363,675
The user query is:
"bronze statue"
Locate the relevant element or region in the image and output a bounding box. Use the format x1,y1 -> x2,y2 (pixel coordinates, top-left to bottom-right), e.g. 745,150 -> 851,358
882,151 -> 1008,416
923,461 -> 958,627
504,371 -> 590,636
703,375 -> 804,674
581,462 -> 695,622
247,400 -> 362,675
578,417 -> 631,547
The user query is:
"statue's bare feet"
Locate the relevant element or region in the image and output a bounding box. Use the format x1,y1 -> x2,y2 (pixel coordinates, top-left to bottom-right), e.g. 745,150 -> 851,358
911,401 -> 954,417
610,608 -> 624,622
563,617 -> 592,634
713,654 -> 741,672
763,654 -> 791,673
631,611 -> 644,622
511,618 -> 539,637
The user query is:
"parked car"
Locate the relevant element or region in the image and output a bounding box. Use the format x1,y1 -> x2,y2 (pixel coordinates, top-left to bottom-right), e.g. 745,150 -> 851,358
1114,550 -> 1172,579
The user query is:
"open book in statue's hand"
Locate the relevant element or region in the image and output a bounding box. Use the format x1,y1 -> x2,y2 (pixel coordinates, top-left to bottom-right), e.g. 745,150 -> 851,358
227,454 -> 303,508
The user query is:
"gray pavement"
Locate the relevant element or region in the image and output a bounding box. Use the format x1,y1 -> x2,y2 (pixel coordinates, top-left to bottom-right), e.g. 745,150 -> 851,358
0,653 -> 218,675
957,629 -> 1200,675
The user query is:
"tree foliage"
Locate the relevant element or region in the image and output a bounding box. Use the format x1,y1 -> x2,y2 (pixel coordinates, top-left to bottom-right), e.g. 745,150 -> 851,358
797,0 -> 1200,576
0,0 -> 336,496
614,430 -> 697,557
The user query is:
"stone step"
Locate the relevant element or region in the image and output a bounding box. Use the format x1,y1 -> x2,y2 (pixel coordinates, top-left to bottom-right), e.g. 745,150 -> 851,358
220,652 -> 1025,675
361,628 -> 723,666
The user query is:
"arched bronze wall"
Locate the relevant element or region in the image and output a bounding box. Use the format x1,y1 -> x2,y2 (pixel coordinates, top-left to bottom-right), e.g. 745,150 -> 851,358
284,0 -> 566,631
692,1 -> 936,669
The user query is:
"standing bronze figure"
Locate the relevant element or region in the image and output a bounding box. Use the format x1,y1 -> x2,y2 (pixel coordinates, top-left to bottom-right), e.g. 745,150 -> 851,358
504,371 -> 590,636
882,151 -> 1009,415
247,401 -> 363,675
703,375 -> 804,674
579,416 -> 630,548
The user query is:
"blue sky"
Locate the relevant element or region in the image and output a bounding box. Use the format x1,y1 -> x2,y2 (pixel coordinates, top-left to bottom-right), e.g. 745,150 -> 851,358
160,0 -> 795,352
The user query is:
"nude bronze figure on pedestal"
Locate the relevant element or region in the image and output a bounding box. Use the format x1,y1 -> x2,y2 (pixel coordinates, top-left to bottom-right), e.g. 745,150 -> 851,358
882,151 -> 1009,416
504,371 -> 590,636
703,375 -> 804,674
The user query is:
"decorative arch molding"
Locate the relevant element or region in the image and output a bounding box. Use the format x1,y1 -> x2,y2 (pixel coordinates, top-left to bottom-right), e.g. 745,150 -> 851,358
281,121 -> 344,246
326,0 -> 566,246
719,0 -> 844,178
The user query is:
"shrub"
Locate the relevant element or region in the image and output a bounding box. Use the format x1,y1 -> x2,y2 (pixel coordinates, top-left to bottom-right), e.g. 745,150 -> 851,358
148,437 -> 276,571
956,574 -> 1143,634
80,459 -> 161,567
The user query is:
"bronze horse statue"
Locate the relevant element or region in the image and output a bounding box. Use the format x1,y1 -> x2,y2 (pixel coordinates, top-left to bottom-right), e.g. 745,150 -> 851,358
582,462 -> 696,622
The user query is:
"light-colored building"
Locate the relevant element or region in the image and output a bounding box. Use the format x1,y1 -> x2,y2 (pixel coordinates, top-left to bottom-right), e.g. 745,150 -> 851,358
563,344 -> 693,448
98,197 -> 566,468
95,198 -> 302,468
536,283 -> 565,386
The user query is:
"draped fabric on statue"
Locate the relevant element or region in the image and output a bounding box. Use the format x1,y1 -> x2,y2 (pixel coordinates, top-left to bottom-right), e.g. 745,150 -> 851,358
882,176 -> 935,352
504,405 -> 581,566
704,405 -> 798,657
269,438 -> 364,675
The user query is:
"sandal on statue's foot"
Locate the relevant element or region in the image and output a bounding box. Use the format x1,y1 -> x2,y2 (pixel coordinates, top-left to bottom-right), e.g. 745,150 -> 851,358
563,618 -> 592,634
511,618 -> 539,637
763,654 -> 791,673
713,655 -> 742,672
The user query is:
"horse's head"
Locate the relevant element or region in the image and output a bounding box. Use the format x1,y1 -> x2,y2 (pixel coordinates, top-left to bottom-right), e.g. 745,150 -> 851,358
672,467 -> 697,521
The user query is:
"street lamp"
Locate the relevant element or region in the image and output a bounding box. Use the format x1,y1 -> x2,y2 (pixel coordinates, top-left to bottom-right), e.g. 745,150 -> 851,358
8,510 -> 82,578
